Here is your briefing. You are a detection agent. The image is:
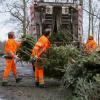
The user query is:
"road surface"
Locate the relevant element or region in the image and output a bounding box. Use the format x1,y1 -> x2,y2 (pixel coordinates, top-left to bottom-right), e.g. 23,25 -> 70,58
0,58 -> 71,100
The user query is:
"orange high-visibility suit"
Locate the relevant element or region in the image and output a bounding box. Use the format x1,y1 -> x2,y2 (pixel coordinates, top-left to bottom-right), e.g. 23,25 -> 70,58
32,35 -> 50,85
3,39 -> 20,80
84,36 -> 97,54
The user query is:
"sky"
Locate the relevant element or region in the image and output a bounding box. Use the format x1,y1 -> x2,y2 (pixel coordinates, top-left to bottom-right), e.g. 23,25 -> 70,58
0,13 -> 15,41
0,13 -> 10,41
0,0 -> 22,41
0,0 -> 100,42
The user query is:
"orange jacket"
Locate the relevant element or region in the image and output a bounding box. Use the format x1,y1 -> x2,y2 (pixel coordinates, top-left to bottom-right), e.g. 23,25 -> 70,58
84,39 -> 97,54
5,39 -> 20,56
32,35 -> 50,57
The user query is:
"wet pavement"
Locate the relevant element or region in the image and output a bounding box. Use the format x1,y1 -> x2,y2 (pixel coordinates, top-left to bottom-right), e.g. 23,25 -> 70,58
0,58 -> 71,100
0,58 -> 33,77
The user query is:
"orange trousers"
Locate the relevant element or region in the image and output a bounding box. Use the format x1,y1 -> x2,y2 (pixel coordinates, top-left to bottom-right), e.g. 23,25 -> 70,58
34,63 -> 44,85
3,59 -> 17,80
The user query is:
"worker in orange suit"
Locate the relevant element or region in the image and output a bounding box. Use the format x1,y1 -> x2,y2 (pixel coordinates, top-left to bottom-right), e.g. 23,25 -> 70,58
31,29 -> 51,88
2,32 -> 22,86
84,35 -> 97,55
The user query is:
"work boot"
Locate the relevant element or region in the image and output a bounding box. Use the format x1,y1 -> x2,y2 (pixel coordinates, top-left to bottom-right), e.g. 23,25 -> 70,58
16,77 -> 22,83
2,80 -> 8,86
38,84 -> 46,88
35,82 -> 39,87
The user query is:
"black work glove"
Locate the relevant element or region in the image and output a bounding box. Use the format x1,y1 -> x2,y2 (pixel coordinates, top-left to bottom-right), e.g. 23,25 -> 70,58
30,56 -> 38,64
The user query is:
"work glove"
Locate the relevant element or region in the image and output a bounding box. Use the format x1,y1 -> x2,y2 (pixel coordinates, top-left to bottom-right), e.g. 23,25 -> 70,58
30,56 -> 38,64
2,54 -> 6,58
14,55 -> 19,59
2,54 -> 13,59
14,55 -> 20,62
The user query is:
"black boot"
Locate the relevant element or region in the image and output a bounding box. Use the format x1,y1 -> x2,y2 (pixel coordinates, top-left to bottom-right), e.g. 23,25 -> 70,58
38,84 -> 45,88
16,77 -> 22,83
35,82 -> 39,87
2,80 -> 8,86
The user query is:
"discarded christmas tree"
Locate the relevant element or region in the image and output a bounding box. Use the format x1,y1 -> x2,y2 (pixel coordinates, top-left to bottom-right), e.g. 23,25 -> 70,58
44,45 -> 81,78
16,35 -> 100,99
17,34 -> 35,62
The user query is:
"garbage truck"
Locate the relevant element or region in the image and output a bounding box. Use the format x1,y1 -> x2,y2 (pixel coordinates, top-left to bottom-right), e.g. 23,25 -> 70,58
29,0 -> 83,46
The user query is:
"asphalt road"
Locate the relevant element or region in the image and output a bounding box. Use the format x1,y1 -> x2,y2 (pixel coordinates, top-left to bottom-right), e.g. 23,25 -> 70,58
0,58 -> 72,100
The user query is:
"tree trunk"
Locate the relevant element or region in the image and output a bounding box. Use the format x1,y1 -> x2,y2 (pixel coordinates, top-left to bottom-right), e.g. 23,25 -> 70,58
88,0 -> 92,37
98,19 -> 100,45
91,9 -> 94,36
80,0 -> 83,5
23,0 -> 27,35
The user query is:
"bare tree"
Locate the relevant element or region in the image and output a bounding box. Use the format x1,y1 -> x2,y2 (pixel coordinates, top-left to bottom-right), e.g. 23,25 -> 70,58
87,0 -> 100,39
80,0 -> 83,5
97,9 -> 100,45
98,20 -> 100,45
0,0 -> 31,35
88,0 -> 92,37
